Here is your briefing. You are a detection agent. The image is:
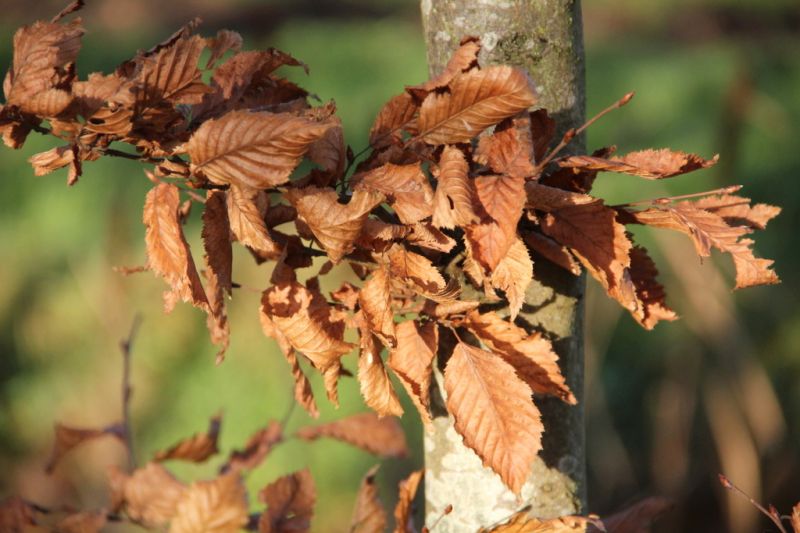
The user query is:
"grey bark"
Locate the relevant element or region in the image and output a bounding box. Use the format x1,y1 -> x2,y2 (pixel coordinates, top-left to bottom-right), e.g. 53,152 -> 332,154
420,1 -> 587,530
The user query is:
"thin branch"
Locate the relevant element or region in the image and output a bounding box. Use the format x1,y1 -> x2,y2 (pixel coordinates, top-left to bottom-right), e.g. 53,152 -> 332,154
612,185 -> 742,208
719,474 -> 788,533
533,91 -> 635,175
119,315 -> 142,471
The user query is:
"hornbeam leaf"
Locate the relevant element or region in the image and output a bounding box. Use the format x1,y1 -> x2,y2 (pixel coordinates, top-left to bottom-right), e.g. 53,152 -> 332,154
258,469 -> 316,533
444,342 -> 542,494
369,92 -> 418,149
359,266 -> 397,347
489,237 -> 533,320
559,148 -> 718,179
169,473 -> 248,533
187,110 -> 335,189
295,413 -> 408,458
353,163 -> 434,224
143,182 -> 209,313
287,186 -> 383,263
417,66 -> 537,145
432,145 -> 478,229
388,321 -> 437,426
466,174 -> 526,271
226,185 -> 280,259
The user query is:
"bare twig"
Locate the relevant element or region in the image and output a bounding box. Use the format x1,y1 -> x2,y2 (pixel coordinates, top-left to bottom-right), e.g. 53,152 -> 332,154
719,474 -> 788,533
613,185 -> 742,208
119,315 -> 142,471
423,503 -> 453,532
533,91 -> 635,175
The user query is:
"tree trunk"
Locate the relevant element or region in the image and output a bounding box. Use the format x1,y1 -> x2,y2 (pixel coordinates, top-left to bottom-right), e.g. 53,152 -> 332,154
420,1 -> 587,530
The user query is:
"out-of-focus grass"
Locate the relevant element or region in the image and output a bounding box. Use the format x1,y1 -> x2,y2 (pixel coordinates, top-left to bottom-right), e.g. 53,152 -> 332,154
0,1 -> 798,532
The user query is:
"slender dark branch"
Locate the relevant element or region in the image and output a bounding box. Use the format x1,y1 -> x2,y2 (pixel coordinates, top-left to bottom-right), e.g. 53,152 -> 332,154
612,185 -> 742,208
102,147 -> 163,162
719,474 -> 788,533
119,315 -> 142,471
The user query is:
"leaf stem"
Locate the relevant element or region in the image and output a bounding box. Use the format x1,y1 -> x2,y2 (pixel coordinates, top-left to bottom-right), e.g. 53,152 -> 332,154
613,185 -> 742,208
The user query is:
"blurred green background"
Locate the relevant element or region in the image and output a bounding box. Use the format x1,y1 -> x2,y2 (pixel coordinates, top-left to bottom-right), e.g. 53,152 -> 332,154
0,1 -> 798,531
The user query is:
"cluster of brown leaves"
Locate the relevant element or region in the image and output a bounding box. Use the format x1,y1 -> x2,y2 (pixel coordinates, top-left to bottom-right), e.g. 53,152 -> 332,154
1,2 -> 779,500
0,410 -> 417,532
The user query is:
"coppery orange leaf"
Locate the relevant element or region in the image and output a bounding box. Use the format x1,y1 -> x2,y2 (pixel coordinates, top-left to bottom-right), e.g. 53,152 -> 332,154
143,182 -> 209,313
56,511 -> 107,533
386,244 -> 459,302
523,231 -> 581,276
108,462 -> 185,528
226,184 -> 280,259
353,163 -> 434,224
475,115 -> 536,179
559,148 -> 718,179
432,145 -> 478,229
170,473 -> 248,533
137,34 -> 212,105
221,421 -> 283,474
465,310 -> 574,403
369,92 -> 418,149
359,266 -> 396,347
358,331 -> 404,417
393,469 -> 423,533
690,194 -> 780,231
46,422 -> 123,473
627,246 -> 677,330
154,414 -> 221,464
287,186 -> 383,263
187,110 -> 335,189
417,66 -> 537,145
295,412 -> 408,458
467,174 -> 526,271
481,511 -> 600,532
350,466 -> 387,533
490,237 -> 533,320
411,36 -> 480,94
202,190 -> 232,359
444,342 -> 542,494
259,469 -> 315,533
387,321 -> 437,426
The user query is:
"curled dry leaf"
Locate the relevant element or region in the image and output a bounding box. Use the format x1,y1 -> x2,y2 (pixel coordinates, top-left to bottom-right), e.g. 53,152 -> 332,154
559,148 -> 718,179
108,462 -> 185,528
526,182 -> 597,212
386,244 -> 458,302
541,202 -> 636,312
143,182 -> 209,313
169,473 -> 249,533
791,503 -> 800,533
295,412 -> 408,458
154,414 -> 222,463
444,342 -> 542,494
467,174 -> 526,271
187,110 -> 335,189
353,163 -> 434,224
45,422 -> 123,473
350,466 -> 387,533
432,145 -> 478,229
202,190 -> 232,359
369,91 -> 418,149
262,281 -> 354,373
388,320 -> 437,426
416,66 -> 537,145
359,266 -> 397,347
628,201 -> 779,289
465,310 -> 574,403
393,469 -> 423,533
357,330 -> 404,417
287,186 -> 384,263
227,184 -> 280,259
408,36 -> 480,95
221,420 -> 283,473
627,246 -> 677,330
475,115 -> 536,179
137,34 -> 212,106
690,194 -> 780,231
490,237 -> 533,320
523,231 -> 582,276
259,469 -> 316,533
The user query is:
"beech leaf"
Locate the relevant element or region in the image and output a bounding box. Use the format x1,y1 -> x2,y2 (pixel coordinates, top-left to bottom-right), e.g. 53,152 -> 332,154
295,412 -> 408,458
387,321 -> 437,426
350,466 -> 387,533
154,414 -> 221,464
227,185 -> 280,259
490,237 -> 533,320
359,266 -> 397,347
393,470 -> 424,533
46,423 -> 123,473
358,331 -> 404,418
258,469 -> 316,533
222,421 -> 283,473
369,92 -> 418,149
417,66 -> 537,145
475,115 -> 536,179
108,462 -> 186,528
559,148 -> 718,179
353,163 -> 434,224
187,110 -> 335,189
169,473 -> 249,533
467,174 -> 526,271
432,145 -> 478,229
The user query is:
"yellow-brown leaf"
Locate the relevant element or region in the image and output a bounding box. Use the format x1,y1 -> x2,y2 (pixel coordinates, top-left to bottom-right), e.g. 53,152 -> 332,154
358,331 -> 404,417
169,473 -> 248,533
350,466 -> 387,533
108,462 -> 186,528
259,469 -> 315,533
432,145 -> 478,229
154,414 -> 221,463
393,470 -> 424,533
295,413 -> 408,458
353,163 -> 434,224
388,321 -> 437,426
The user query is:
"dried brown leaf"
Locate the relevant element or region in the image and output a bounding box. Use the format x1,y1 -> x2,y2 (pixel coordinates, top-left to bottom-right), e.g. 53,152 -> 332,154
523,231 -> 581,276
387,321 -> 437,426
170,473 -> 249,533
0,496 -> 39,532
627,246 -> 677,330
288,186 -> 384,263
261,282 -> 354,373
205,29 -> 243,69
202,190 -> 232,357
259,469 -> 316,533
629,203 -> 779,289
350,466 -> 387,533
690,194 -> 781,231
475,115 -> 536,178
525,182 -> 597,212
559,149 -> 718,179
417,66 -> 537,145
187,110 -> 335,189
465,310 -> 574,403
386,244 -> 458,301
490,237 -> 533,320
412,36 -> 480,95
295,412 -> 408,458
444,342 -> 542,494
432,145 -> 478,228
108,462 -> 185,528
369,92 -> 418,149
541,203 -> 636,311
358,331 -> 404,417
226,185 -> 280,258
143,182 -> 209,312
46,423 -> 122,473
467,174 -> 526,271
154,414 -> 221,463
137,34 -> 212,106
393,470 -> 423,533
359,266 -> 397,347
221,421 -> 283,474
483,511 -> 600,532
353,163 -> 434,224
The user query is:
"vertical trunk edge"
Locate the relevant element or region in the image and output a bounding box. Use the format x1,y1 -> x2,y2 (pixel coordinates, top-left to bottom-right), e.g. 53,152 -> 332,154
420,1 -> 587,530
